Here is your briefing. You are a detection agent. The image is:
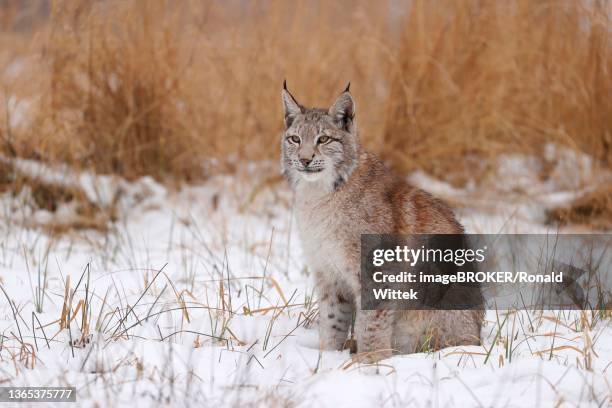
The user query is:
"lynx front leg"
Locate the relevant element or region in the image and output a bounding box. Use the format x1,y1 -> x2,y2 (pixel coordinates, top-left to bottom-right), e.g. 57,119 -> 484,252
318,288 -> 354,351
354,309 -> 394,363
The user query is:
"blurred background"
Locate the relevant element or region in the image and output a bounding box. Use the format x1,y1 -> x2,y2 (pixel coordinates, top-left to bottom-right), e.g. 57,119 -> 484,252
0,0 -> 610,228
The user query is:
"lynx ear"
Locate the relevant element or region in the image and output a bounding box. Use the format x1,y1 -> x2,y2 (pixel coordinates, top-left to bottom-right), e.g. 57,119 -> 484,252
329,83 -> 355,131
282,80 -> 303,128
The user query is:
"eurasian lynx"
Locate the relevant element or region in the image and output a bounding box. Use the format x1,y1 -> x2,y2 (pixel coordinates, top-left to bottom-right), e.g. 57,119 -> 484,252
281,82 -> 483,362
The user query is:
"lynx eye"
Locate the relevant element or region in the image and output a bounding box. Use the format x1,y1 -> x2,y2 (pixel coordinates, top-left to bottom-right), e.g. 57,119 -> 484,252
317,135 -> 330,144
288,135 -> 301,144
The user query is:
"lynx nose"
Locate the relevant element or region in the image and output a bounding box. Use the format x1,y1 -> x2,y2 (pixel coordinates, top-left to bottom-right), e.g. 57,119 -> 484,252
299,158 -> 313,167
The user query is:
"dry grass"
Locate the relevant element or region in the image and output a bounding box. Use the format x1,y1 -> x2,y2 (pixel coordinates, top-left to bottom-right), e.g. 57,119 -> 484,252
547,185 -> 612,230
383,0 -> 611,186
0,158 -> 114,234
0,0 -> 610,214
1,0 -> 393,181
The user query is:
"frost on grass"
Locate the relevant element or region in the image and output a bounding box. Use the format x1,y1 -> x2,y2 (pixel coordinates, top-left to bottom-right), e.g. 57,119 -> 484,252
0,162 -> 610,407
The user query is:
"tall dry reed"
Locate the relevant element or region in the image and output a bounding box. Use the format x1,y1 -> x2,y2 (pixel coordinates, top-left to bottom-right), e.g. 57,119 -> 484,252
0,0 -> 609,187
383,0 -> 611,185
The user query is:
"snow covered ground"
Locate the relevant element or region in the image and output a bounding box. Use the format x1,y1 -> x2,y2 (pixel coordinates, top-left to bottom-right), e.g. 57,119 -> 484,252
0,157 -> 610,407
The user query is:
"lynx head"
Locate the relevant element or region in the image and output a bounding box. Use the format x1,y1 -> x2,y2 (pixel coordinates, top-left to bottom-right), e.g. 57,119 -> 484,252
281,81 -> 359,191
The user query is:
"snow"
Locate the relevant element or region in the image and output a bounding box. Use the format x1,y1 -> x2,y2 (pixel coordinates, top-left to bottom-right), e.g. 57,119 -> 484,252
0,161 -> 610,407
411,145 -> 611,229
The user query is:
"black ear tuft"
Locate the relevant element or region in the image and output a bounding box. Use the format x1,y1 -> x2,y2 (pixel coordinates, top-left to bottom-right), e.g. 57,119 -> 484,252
281,81 -> 303,129
344,82 -> 351,93
329,90 -> 356,132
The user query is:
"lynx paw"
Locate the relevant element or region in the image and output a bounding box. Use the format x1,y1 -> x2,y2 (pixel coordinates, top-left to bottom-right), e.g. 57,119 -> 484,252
353,349 -> 392,364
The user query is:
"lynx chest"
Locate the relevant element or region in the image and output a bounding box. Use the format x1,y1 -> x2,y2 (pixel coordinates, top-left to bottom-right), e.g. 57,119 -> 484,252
294,199 -> 358,277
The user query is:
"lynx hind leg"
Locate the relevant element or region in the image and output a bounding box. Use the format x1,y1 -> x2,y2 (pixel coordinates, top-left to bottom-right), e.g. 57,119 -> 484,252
354,309 -> 394,363
422,310 -> 483,351
318,289 -> 354,351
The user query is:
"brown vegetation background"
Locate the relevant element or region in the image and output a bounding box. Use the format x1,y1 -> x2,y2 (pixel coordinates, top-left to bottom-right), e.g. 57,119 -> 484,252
0,0 -> 610,223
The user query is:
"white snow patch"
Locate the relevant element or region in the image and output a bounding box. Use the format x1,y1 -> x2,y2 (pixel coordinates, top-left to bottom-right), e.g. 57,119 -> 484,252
0,159 -> 609,406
